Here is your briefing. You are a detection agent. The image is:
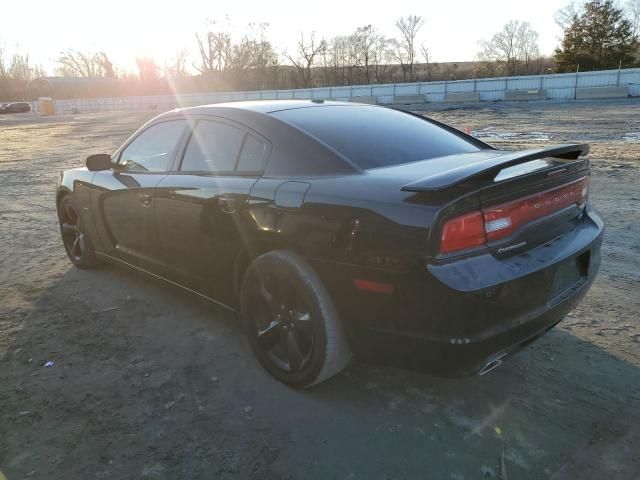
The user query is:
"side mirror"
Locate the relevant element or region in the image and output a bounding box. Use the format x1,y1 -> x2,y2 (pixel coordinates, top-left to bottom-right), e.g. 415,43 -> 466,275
86,153 -> 112,171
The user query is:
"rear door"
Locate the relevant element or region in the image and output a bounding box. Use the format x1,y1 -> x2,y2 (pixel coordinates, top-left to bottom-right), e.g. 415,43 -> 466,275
154,118 -> 270,305
91,119 -> 187,270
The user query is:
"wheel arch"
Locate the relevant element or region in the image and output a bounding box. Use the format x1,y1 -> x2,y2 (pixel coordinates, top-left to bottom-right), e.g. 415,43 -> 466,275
56,187 -> 72,213
232,233 -> 280,299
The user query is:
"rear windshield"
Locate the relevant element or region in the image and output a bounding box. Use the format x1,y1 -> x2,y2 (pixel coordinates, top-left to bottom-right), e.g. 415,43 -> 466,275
272,106 -> 481,169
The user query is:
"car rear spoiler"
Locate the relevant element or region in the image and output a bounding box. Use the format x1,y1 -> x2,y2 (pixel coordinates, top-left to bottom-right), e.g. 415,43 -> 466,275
401,144 -> 590,192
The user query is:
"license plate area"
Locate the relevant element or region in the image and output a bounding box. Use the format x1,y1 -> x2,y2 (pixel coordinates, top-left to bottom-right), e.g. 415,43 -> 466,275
551,251 -> 590,297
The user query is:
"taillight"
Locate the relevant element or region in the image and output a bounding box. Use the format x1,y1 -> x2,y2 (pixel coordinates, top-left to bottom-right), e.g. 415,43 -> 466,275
439,177 -> 588,254
440,211 -> 486,254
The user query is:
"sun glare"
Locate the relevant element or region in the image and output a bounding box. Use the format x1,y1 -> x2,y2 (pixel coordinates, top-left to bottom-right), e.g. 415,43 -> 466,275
3,0 -> 564,74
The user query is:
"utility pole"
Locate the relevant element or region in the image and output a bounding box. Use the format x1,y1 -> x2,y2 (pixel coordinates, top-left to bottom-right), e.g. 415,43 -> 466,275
617,59 -> 622,86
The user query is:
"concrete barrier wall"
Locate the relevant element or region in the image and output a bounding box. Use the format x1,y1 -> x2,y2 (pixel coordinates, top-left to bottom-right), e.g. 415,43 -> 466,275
24,67 -> 640,113
350,96 -> 378,104
504,89 -> 547,101
575,86 -> 629,100
392,94 -> 425,104
444,92 -> 481,103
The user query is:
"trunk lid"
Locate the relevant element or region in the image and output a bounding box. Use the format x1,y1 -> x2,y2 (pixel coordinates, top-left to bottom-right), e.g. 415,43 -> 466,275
399,144 -> 591,258
401,144 -> 589,194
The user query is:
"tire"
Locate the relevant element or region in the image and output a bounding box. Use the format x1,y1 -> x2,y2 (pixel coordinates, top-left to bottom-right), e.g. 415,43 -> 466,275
240,250 -> 352,387
58,195 -> 98,269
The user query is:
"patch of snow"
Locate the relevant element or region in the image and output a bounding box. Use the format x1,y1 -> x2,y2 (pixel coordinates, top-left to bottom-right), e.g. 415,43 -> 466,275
472,127 -> 552,141
622,132 -> 640,141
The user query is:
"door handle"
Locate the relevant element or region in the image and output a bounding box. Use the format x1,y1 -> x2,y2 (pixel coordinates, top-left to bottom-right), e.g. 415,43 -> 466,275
218,196 -> 237,213
138,194 -> 152,207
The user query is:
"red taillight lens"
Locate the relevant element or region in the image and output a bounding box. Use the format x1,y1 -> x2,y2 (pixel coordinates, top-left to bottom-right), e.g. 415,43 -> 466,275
440,211 -> 486,254
483,177 -> 588,242
439,177 -> 588,254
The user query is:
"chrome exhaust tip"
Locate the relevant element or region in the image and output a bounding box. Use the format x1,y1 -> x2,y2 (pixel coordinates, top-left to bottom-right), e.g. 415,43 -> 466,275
478,353 -> 508,376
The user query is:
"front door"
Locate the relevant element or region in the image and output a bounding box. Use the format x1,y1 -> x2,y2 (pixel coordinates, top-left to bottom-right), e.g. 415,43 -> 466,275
91,119 -> 187,271
154,118 -> 270,305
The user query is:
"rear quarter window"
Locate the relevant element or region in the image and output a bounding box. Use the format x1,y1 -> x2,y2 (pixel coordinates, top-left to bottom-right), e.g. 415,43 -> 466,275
272,106 -> 481,169
237,134 -> 269,173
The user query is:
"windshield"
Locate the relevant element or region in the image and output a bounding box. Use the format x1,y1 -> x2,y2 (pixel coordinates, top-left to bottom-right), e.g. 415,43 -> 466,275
272,105 -> 481,169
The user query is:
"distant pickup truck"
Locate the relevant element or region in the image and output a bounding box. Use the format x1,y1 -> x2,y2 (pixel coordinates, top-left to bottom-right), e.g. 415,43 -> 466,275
0,102 -> 31,114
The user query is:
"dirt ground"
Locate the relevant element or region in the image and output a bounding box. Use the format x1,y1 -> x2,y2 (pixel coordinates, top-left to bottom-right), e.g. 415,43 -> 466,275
1,99 -> 639,480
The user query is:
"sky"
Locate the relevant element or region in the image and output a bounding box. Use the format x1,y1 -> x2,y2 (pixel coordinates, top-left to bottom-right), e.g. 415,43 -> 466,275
2,0 -> 570,75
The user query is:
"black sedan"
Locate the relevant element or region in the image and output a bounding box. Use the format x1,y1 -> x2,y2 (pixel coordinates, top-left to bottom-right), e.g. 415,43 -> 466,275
56,100 -> 604,387
0,102 -> 31,114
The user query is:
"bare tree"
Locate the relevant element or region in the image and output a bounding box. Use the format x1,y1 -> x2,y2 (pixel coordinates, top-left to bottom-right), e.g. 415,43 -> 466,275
285,32 -> 327,87
229,36 -> 253,72
627,0 -> 640,38
391,15 -> 425,81
328,33 -> 360,85
353,25 -> 382,83
56,50 -> 106,77
0,44 -> 46,100
9,53 -> 37,81
326,36 -> 341,85
3,49 -> 44,82
136,57 -> 159,81
194,19 -> 282,89
371,35 -> 392,83
96,52 -> 116,79
0,46 -> 8,80
327,35 -> 347,85
194,18 -> 233,73
195,31 -> 232,72
165,49 -> 189,77
517,25 -> 540,73
555,2 -> 581,29
246,23 -> 278,79
478,20 -> 540,76
420,43 -> 432,81
0,46 -> 11,100
247,23 -> 280,89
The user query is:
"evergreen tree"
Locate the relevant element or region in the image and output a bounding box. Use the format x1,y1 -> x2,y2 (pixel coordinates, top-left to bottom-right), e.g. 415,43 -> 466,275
555,0 -> 638,71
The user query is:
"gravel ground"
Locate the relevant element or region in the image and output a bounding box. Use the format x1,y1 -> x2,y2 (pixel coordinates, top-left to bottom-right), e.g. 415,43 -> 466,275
1,99 -> 639,480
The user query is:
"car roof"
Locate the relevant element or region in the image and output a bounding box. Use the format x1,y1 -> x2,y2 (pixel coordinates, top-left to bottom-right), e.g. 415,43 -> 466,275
147,99 -> 362,177
174,99 -> 361,115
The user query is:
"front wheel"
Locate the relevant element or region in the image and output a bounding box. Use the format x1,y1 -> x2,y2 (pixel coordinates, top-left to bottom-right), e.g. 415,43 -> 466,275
58,196 -> 97,269
240,250 -> 352,387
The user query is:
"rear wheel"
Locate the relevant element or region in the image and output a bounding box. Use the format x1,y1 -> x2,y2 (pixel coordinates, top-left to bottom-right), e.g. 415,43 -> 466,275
240,250 -> 351,387
58,196 -> 97,269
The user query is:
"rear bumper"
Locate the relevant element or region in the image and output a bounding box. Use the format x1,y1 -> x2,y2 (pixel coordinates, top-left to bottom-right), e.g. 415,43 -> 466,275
316,206 -> 604,376
359,265 -> 596,376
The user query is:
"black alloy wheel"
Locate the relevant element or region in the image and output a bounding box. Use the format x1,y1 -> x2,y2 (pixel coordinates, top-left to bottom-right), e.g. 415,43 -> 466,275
58,196 -> 97,268
254,272 -> 315,373
240,250 -> 351,387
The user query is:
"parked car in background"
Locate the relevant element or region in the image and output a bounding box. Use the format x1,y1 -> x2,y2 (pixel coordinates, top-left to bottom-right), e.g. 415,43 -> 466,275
0,102 -> 31,114
56,100 -> 604,387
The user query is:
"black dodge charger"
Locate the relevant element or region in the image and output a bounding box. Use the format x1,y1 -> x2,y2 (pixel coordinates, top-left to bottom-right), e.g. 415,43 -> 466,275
56,100 -> 604,387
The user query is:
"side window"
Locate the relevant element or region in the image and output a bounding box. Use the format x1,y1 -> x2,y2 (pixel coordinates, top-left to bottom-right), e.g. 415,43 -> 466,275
237,134 -> 268,173
181,120 -> 245,173
119,120 -> 186,172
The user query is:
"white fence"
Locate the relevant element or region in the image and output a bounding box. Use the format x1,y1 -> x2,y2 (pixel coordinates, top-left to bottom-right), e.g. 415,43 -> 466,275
30,68 -> 640,113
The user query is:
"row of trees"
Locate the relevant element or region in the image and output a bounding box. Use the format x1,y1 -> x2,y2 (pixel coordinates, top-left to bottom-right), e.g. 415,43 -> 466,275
1,0 -> 639,100
189,16 -> 431,89
0,47 -> 44,82
0,47 -> 46,100
18,15 -> 441,92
